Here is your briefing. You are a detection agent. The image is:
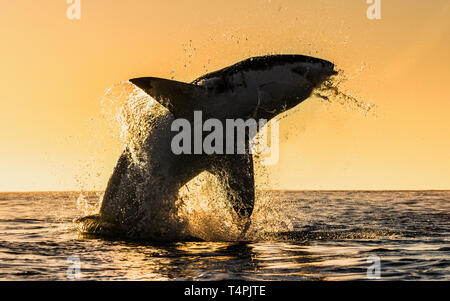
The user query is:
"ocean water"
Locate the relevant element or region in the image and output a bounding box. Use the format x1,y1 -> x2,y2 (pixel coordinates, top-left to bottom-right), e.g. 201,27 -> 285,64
0,190 -> 448,281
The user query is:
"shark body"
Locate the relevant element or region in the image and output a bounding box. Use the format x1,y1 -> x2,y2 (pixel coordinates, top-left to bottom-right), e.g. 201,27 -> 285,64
77,55 -> 337,240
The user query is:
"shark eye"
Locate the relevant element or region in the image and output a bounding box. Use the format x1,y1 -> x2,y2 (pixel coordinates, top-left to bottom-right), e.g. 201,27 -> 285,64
198,77 -> 227,92
292,66 -> 308,76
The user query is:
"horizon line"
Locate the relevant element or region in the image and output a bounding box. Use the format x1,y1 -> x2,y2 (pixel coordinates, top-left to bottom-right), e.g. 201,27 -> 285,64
1,189 -> 449,194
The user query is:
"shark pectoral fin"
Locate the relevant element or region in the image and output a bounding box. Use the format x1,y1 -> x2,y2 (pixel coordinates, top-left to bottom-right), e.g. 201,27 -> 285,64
129,77 -> 206,118
209,154 -> 255,220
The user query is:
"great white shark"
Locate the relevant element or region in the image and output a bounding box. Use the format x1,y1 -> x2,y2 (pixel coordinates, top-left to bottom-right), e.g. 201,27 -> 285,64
77,55 -> 337,240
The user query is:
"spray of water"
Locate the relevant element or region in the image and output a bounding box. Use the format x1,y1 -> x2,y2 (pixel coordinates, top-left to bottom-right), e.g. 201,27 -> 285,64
86,81 -> 295,241
81,67 -> 375,241
76,193 -> 99,216
313,70 -> 376,116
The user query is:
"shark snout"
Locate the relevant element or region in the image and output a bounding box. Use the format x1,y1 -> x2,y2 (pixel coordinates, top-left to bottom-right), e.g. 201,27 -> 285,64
309,60 -> 338,86
292,58 -> 337,87
322,60 -> 338,76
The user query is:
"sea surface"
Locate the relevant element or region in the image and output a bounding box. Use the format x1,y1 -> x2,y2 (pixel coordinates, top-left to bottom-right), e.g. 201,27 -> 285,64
0,191 -> 448,280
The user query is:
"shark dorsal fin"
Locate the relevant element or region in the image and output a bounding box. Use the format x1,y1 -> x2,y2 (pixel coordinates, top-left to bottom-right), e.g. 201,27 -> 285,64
130,77 -> 207,118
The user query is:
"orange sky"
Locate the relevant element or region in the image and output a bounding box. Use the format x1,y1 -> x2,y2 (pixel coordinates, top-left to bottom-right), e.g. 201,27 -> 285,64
0,0 -> 449,191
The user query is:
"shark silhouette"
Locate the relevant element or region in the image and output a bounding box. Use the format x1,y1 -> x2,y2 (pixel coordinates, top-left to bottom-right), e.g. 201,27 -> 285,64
77,55 -> 337,240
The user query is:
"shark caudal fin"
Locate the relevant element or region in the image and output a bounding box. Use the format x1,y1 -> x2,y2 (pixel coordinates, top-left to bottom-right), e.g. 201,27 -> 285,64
130,77 -> 207,119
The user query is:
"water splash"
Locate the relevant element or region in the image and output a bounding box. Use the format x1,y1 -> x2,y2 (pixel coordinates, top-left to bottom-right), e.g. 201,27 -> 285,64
177,171 -> 240,241
176,173 -> 293,241
101,81 -> 167,151
93,81 -> 294,241
76,193 -> 99,216
89,68 -> 375,241
314,70 -> 376,116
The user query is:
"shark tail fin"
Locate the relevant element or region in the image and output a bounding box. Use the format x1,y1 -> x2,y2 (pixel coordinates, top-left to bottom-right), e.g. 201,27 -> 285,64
130,77 -> 207,119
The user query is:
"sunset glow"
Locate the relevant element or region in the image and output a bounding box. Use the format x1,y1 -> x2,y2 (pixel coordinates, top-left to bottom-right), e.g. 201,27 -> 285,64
1,0 -> 449,191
